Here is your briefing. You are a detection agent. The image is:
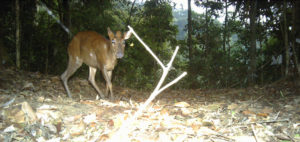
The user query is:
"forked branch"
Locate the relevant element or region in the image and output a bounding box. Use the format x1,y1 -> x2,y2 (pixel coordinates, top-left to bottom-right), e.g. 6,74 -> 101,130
108,26 -> 187,141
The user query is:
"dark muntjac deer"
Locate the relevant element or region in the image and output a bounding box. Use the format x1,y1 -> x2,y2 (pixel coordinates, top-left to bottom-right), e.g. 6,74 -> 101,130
61,28 -> 131,99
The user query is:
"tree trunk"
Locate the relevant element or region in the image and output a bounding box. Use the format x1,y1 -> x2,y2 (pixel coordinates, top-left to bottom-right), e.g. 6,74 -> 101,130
258,13 -> 264,85
127,0 -> 136,26
62,0 -> 70,38
249,0 -> 257,86
259,36 -> 264,85
291,0 -> 300,76
15,0 -> 21,69
296,0 -> 300,60
187,0 -> 194,87
223,0 -> 228,53
283,0 -> 289,76
188,0 -> 192,62
223,0 -> 228,87
205,0 -> 209,55
45,14 -> 50,74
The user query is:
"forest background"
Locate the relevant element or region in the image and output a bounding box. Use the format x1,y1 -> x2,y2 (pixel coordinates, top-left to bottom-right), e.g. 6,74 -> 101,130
0,0 -> 299,90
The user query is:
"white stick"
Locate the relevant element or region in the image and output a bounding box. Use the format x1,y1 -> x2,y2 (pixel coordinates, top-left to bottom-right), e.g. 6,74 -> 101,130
108,26 -> 187,142
157,72 -> 187,94
128,26 -> 165,69
167,46 -> 180,69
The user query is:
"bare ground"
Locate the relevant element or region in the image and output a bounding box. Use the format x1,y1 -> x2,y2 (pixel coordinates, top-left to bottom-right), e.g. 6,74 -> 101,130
0,67 -> 300,142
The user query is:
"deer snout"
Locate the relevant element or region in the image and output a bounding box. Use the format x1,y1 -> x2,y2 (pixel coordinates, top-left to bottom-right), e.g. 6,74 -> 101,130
116,43 -> 124,58
116,51 -> 124,58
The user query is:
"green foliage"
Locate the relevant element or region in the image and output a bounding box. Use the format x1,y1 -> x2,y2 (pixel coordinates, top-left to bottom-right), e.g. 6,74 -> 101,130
181,11 -> 227,88
70,1 -> 115,34
113,0 -> 177,89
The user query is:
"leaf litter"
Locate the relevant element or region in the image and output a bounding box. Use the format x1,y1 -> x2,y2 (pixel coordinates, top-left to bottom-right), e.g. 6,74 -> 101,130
0,67 -> 300,142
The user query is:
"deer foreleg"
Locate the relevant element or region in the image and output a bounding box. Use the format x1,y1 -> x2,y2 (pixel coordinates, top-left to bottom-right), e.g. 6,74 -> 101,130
105,71 -> 112,96
102,69 -> 114,99
88,67 -> 105,99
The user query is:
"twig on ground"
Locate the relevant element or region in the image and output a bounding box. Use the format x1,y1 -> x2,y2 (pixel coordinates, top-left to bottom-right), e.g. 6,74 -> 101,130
245,94 -> 266,108
251,124 -> 259,142
274,111 -> 280,120
1,96 -> 16,108
253,94 -> 265,103
283,129 -> 296,142
230,119 -> 289,126
215,134 -> 235,142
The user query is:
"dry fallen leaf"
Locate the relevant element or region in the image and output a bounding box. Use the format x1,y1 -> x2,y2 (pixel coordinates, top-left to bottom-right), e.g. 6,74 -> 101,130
56,122 -> 62,134
70,120 -> 85,136
98,134 -> 110,141
197,127 -> 217,135
261,107 -> 273,114
22,82 -> 34,91
160,108 -> 169,116
21,101 -> 37,123
89,122 -> 97,128
256,113 -> 269,117
242,110 -> 256,115
153,105 -> 161,110
174,101 -> 190,107
37,96 -> 45,103
3,125 -> 17,133
205,103 -> 221,111
180,107 -> 192,116
83,113 -> 97,124
107,119 -> 114,127
158,132 -> 172,142
202,121 -> 215,129
231,136 -> 257,142
111,116 -> 125,129
14,110 -> 25,123
131,139 -> 141,142
191,123 -> 201,131
228,103 -> 239,110
80,100 -> 95,105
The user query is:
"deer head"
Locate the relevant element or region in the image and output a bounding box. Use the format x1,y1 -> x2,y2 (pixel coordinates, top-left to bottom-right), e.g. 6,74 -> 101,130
107,27 -> 132,59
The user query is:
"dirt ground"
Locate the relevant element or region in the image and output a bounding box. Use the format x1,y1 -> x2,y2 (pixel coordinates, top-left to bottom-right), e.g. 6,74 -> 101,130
0,67 -> 300,142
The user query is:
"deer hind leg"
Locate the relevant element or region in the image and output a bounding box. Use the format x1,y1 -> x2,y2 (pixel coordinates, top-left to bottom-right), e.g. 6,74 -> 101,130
61,57 -> 82,98
88,67 -> 105,99
102,69 -> 114,99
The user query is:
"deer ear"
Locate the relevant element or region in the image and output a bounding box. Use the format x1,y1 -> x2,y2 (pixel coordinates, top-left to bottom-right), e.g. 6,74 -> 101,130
124,30 -> 132,40
107,27 -> 114,39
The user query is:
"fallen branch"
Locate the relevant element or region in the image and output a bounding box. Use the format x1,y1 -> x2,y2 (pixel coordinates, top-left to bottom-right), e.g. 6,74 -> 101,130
1,96 -> 16,108
107,26 -> 187,141
251,124 -> 259,142
229,119 -> 289,126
